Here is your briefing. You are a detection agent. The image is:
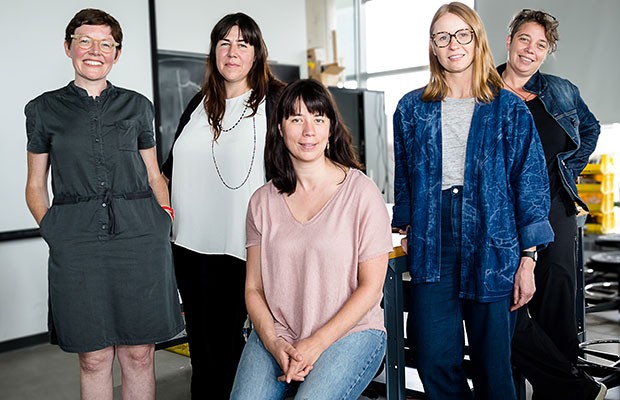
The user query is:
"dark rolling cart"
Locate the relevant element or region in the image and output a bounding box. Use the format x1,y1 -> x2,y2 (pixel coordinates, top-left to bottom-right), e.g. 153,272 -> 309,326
576,214 -> 588,343
363,246 -> 425,400
381,247 -> 415,400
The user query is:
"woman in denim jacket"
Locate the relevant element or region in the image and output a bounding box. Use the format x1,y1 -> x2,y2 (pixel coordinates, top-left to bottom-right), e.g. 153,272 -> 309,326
392,3 -> 554,399
498,9 -> 604,400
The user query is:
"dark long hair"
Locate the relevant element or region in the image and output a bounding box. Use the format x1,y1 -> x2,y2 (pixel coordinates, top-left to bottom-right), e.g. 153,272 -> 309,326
203,12 -> 283,140
265,79 -> 363,194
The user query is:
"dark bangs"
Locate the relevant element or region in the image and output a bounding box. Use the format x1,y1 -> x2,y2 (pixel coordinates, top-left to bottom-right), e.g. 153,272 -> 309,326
279,81 -> 334,122
211,13 -> 263,50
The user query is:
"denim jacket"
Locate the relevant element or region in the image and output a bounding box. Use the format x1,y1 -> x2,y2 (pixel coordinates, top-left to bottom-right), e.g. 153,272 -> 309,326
497,63 -> 601,210
392,87 -> 554,302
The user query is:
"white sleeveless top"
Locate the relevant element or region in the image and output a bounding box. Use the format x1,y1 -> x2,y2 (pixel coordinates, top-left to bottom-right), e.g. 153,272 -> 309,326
171,90 -> 267,260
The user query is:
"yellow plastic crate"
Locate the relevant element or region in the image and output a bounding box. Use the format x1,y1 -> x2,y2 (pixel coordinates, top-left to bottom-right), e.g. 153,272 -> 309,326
581,192 -> 615,213
577,172 -> 615,194
166,343 -> 190,357
585,223 -> 603,235
582,154 -> 614,175
585,212 -> 616,234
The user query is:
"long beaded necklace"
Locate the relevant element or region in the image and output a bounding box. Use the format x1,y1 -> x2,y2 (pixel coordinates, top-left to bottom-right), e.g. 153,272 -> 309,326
212,102 -> 256,190
220,103 -> 248,133
501,74 -> 534,102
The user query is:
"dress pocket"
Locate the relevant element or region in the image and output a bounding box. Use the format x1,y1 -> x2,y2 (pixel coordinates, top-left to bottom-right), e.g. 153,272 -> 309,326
115,120 -> 140,151
38,205 -> 55,240
151,197 -> 173,229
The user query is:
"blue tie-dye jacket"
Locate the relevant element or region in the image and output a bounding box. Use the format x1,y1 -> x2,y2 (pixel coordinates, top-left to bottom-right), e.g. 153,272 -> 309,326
392,87 -> 554,302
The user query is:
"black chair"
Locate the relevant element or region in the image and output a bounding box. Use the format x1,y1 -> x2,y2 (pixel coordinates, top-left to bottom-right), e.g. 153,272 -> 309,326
584,251 -> 620,313
584,234 -> 620,314
578,233 -> 620,391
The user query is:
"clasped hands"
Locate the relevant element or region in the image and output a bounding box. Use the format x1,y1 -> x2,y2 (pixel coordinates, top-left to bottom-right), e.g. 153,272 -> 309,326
267,336 -> 321,383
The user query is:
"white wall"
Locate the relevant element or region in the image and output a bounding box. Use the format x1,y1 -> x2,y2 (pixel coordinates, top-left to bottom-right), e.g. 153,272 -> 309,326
154,0 -> 307,69
0,240 -> 49,342
477,0 -> 620,125
306,0 -> 338,63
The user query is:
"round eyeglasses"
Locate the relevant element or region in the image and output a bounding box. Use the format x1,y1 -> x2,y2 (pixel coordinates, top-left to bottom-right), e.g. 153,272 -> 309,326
431,29 -> 474,48
71,34 -> 119,53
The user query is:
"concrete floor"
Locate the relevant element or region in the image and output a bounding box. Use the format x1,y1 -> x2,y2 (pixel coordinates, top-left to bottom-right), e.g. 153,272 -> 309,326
0,342 -> 191,400
0,310 -> 618,400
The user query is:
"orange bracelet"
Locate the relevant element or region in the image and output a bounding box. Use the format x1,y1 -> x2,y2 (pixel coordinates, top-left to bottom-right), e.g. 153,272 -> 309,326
161,205 -> 174,221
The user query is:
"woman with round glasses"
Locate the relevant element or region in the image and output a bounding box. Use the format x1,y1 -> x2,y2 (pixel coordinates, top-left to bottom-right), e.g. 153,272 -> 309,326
498,9 -> 604,400
392,2 -> 553,399
24,8 -> 183,399
70,34 -> 120,53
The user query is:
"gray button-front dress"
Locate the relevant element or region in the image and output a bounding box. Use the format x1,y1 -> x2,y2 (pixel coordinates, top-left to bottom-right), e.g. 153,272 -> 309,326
25,81 -> 184,353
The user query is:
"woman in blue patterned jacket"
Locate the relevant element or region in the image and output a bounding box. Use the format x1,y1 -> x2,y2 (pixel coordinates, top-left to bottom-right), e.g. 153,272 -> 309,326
392,3 -> 554,399
499,9 -> 604,400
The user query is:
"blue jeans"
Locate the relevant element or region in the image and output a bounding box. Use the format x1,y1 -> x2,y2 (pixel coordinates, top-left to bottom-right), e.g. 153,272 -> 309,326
230,329 -> 386,400
406,186 -> 517,400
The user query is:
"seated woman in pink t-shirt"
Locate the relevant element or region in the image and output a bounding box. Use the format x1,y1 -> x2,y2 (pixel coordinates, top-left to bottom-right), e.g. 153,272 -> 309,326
230,79 -> 393,400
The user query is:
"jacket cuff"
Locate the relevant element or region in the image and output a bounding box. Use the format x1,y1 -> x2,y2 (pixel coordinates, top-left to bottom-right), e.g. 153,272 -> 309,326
519,220 -> 555,251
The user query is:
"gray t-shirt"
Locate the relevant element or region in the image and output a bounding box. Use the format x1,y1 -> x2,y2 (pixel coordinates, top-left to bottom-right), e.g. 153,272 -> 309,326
441,97 -> 475,189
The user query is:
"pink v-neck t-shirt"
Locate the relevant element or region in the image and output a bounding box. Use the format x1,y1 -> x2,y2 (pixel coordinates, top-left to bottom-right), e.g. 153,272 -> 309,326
246,169 -> 393,344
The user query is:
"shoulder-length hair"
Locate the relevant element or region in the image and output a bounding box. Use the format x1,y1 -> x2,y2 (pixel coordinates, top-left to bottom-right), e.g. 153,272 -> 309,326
423,2 -> 503,103
265,79 -> 363,195
202,12 -> 281,140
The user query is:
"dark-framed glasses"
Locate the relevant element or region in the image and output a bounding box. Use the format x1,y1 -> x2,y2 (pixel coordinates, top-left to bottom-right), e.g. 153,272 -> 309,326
71,34 -> 119,53
431,29 -> 474,48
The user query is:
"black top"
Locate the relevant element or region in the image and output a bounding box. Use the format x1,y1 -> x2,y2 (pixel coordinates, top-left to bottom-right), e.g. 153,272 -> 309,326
526,96 -> 576,213
26,81 -> 156,197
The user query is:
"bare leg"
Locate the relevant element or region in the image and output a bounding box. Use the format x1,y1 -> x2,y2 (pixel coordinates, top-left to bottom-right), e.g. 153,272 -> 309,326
79,347 -> 115,400
116,344 -> 156,400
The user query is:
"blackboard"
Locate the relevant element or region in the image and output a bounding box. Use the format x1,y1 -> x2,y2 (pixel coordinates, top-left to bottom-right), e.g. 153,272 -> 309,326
155,50 -> 300,164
